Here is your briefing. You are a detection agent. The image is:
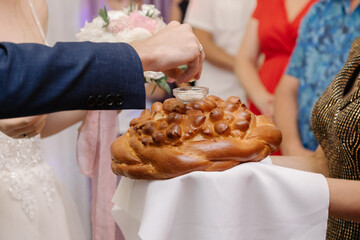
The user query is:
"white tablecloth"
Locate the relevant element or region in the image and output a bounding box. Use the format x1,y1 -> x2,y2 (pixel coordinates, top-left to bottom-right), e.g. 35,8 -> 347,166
112,157 -> 329,240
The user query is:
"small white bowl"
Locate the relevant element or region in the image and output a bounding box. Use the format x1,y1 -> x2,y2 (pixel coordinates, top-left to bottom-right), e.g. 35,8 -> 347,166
173,86 -> 209,103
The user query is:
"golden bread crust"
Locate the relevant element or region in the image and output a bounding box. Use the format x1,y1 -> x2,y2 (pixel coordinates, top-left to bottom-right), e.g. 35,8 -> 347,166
111,96 -> 282,179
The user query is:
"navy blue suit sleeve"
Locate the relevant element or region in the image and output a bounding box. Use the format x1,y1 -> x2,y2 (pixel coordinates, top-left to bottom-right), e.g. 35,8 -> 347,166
0,41 -> 145,118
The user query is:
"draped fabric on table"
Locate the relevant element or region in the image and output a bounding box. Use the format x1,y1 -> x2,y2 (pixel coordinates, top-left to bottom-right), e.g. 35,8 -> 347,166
112,159 -> 329,240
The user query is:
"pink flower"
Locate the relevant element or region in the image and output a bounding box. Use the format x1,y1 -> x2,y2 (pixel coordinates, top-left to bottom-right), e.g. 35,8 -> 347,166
107,16 -> 129,34
107,12 -> 157,34
128,12 -> 157,33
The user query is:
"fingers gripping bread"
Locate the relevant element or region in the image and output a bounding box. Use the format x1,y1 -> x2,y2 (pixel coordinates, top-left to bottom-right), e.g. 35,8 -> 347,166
111,96 -> 282,179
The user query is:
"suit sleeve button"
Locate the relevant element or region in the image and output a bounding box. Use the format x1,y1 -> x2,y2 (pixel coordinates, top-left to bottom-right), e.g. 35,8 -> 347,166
106,94 -> 115,106
87,96 -> 96,107
115,94 -> 124,106
96,95 -> 105,106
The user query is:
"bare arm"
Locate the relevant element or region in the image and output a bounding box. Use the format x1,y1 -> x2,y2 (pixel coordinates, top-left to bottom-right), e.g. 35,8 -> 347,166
274,74 -> 314,155
0,110 -> 86,139
327,178 -> 360,222
272,147 -> 360,222
170,0 -> 183,22
40,110 -> 87,138
271,145 -> 329,176
0,115 -> 48,139
234,19 -> 274,116
193,28 -> 234,71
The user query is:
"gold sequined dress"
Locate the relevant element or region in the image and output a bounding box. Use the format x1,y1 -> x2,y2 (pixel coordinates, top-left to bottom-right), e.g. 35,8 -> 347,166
311,38 -> 360,239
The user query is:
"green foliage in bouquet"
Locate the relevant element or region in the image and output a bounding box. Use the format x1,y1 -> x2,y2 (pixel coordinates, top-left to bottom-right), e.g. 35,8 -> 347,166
98,6 -> 110,28
150,64 -> 186,95
150,65 -> 187,95
150,76 -> 171,95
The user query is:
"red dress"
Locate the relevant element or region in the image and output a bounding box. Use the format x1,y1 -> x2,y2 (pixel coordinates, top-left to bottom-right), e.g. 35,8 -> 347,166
249,0 -> 317,115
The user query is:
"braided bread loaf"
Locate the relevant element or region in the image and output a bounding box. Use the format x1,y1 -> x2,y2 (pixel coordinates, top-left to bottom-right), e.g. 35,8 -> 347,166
111,96 -> 282,179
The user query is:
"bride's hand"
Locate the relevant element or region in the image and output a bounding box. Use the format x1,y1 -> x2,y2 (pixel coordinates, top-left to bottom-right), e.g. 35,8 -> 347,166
0,115 -> 48,139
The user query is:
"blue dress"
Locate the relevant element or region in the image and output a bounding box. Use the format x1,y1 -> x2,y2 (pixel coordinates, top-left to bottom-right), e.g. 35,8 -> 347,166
286,0 -> 360,150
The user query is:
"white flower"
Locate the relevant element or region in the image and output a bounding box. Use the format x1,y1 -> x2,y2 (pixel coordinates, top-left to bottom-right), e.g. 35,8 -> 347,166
108,10 -> 128,19
118,28 -> 152,42
144,71 -> 165,83
140,4 -> 161,19
76,9 -> 164,43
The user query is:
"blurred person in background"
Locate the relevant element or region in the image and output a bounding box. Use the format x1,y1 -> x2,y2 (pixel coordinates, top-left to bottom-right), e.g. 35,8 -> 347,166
275,0 -> 360,156
272,36 -> 360,240
170,0 -> 189,23
184,0 -> 256,103
235,0 -> 317,117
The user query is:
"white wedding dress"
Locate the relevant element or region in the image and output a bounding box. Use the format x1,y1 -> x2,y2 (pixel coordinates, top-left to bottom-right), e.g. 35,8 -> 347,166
0,132 -> 85,240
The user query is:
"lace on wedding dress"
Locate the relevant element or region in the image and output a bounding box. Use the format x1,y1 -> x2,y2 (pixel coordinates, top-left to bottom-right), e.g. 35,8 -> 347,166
0,132 -> 56,220
0,0 -> 56,221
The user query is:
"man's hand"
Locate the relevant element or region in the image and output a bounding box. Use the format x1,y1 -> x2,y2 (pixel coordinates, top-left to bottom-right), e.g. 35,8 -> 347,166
0,115 -> 48,139
130,21 -> 205,84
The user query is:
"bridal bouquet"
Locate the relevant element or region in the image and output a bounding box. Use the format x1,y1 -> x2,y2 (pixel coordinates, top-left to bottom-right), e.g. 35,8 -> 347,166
76,3 -> 171,94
